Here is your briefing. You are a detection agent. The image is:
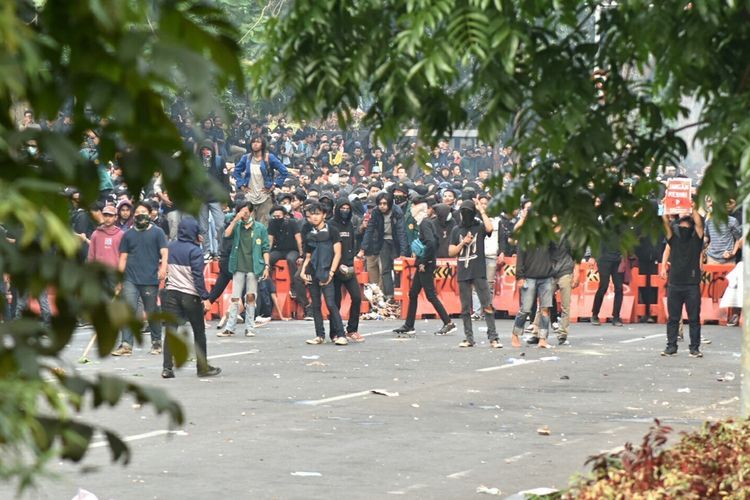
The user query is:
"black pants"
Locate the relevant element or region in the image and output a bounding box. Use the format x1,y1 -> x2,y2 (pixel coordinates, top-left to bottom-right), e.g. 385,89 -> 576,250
666,284 -> 701,351
270,249 -> 308,309
309,279 -> 345,339
404,264 -> 450,328
334,273 -> 361,334
162,290 -> 209,373
592,259 -> 624,319
208,259 -> 232,303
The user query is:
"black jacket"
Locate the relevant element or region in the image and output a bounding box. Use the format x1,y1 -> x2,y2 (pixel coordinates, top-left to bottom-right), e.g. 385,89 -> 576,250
330,199 -> 357,266
415,218 -> 438,266
362,197 -> 409,256
517,245 -> 553,280
203,153 -> 230,203
433,204 -> 456,258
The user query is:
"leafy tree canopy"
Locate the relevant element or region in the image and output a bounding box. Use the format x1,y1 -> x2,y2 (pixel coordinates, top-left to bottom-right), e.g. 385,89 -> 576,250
253,0 -> 749,249
0,0 -> 242,490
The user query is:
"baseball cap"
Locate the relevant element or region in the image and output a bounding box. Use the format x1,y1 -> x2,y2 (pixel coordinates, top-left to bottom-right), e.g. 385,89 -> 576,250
102,205 -> 117,215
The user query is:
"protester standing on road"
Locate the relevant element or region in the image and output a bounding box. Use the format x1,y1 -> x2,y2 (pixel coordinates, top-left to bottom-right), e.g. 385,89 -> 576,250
301,201 -> 347,345
87,204 -> 123,293
394,198 -> 457,337
591,211 -> 626,327
448,200 -> 500,348
198,139 -> 230,260
233,135 -> 288,224
661,204 -> 704,357
330,198 -> 364,342
161,216 -> 221,378
220,202 -> 270,338
113,202 -> 168,356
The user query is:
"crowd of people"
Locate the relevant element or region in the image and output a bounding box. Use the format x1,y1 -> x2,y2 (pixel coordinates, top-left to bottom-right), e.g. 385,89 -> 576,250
5,108 -> 744,378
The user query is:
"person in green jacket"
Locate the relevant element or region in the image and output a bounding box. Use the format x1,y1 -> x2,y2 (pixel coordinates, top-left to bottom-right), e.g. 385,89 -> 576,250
218,201 -> 270,337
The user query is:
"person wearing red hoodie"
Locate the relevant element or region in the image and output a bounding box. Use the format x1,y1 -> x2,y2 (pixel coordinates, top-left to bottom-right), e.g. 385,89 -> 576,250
87,204 -> 124,293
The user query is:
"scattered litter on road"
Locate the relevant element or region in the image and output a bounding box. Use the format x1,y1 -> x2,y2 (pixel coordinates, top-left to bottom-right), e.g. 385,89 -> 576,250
302,355 -> 320,360
291,471 -> 322,477
371,389 -> 399,397
273,373 -> 281,379
733,352 -> 741,358
677,388 -> 691,393
476,485 -> 502,495
539,356 -> 559,362
132,404 -> 141,409
537,425 -> 551,436
560,375 -> 570,380
71,488 -> 98,500
717,372 -> 735,382
306,361 -> 327,367
411,403 -> 420,408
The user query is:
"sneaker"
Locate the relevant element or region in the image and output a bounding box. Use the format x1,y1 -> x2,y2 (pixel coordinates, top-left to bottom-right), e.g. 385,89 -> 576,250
526,336 -> 540,345
393,325 -> 416,335
727,314 -> 740,327
558,335 -> 569,346
303,308 -> 314,321
346,332 -> 365,343
306,336 -> 325,345
197,365 -> 222,377
254,316 -> 271,327
111,343 -> 132,356
591,317 -> 600,326
471,312 -> 484,320
661,347 -> 678,356
612,318 -> 624,327
217,330 -> 234,337
551,322 -> 561,332
244,329 -> 256,337
458,340 -> 475,348
689,350 -> 703,358
334,336 -> 349,346
161,368 -> 175,379
150,341 -> 162,355
489,339 -> 503,349
435,323 -> 457,335
701,338 -> 712,344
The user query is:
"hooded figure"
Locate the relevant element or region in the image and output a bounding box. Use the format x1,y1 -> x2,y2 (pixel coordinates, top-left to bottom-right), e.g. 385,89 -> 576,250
319,192 -> 335,220
116,199 -> 133,231
331,198 -> 357,267
459,200 -> 479,228
433,203 -> 456,258
162,215 -> 221,378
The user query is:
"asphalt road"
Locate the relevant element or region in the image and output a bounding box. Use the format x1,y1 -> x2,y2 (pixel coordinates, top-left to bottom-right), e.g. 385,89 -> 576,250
3,318 -> 743,499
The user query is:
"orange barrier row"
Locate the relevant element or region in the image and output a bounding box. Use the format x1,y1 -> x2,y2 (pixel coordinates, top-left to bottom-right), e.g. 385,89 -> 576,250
394,256 -> 736,325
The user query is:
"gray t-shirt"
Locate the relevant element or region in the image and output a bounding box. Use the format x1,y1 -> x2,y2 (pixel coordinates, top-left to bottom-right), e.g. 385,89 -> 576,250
246,158 -> 269,205
383,213 -> 393,240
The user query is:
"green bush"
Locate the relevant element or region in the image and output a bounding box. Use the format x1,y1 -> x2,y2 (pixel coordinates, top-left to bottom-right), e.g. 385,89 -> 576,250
560,419 -> 750,499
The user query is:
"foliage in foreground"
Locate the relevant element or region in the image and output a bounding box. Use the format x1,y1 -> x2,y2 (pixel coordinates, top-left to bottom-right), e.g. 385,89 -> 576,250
557,419 -> 750,499
0,0 -> 242,490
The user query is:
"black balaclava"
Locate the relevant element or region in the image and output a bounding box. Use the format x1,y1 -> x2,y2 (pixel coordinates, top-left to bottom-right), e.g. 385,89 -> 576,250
460,200 -> 477,228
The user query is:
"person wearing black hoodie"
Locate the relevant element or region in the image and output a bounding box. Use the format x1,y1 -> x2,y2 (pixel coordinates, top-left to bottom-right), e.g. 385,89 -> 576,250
161,216 -> 221,378
432,203 -> 456,258
394,198 -> 457,337
198,140 -> 231,259
358,191 -> 409,301
511,204 -> 554,348
330,198 -> 364,342
449,200 -> 500,348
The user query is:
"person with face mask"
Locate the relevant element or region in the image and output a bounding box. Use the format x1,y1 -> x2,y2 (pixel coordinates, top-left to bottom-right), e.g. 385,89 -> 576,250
432,203 -> 456,258
394,198 -> 457,337
267,205 -> 309,319
219,202 -> 270,337
393,184 -> 416,246
161,216 -> 221,379
448,200 -> 500,348
198,140 -> 230,260
330,198 -> 364,342
358,192 -> 409,301
661,204 -> 705,357
113,202 -> 168,356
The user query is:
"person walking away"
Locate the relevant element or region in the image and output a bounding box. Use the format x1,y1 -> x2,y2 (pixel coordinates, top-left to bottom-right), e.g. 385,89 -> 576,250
448,200 -> 500,348
233,135 -> 288,224
330,198 -> 364,342
394,198 -> 457,337
661,205 -> 704,357
219,202 -> 270,337
301,202 -> 348,345
591,220 -> 626,327
161,216 -> 221,378
113,202 -> 168,356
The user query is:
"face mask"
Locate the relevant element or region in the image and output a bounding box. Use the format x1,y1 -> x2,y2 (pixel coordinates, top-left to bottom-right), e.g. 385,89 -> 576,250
339,208 -> 352,222
678,226 -> 692,239
27,146 -> 38,156
282,204 -> 292,212
394,195 -> 407,205
461,210 -> 475,228
134,214 -> 150,230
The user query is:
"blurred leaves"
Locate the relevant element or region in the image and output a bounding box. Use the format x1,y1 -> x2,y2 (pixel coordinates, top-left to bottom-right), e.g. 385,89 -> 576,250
0,0 -> 242,490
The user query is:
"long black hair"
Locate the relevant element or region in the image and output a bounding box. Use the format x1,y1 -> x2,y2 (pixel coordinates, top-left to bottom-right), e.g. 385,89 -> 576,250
250,134 -> 268,157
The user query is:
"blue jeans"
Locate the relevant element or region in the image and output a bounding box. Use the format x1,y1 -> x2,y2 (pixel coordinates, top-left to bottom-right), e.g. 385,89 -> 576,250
15,289 -> 51,325
513,277 -> 553,338
121,281 -> 161,345
199,202 -> 224,254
